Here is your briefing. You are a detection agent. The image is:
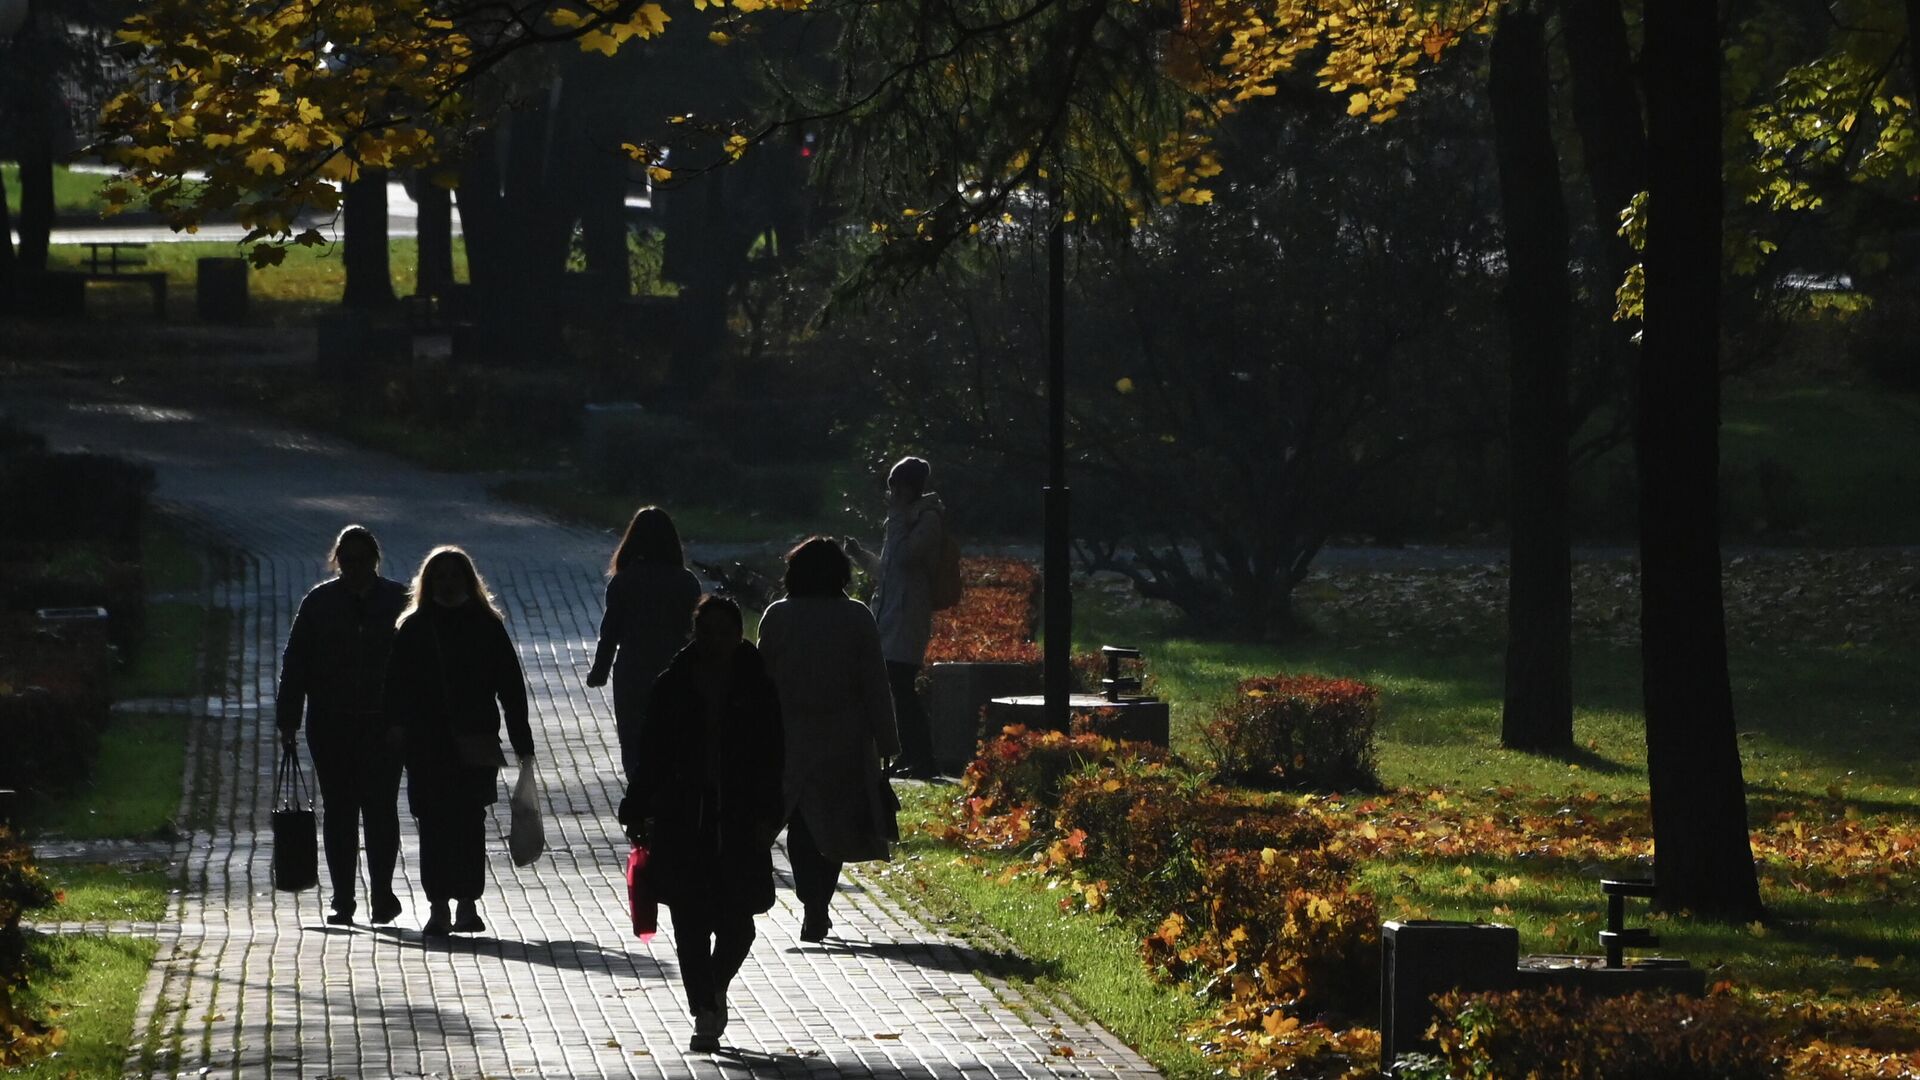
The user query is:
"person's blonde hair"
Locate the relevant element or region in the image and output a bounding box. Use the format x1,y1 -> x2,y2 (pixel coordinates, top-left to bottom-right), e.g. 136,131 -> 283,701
399,545 -> 504,624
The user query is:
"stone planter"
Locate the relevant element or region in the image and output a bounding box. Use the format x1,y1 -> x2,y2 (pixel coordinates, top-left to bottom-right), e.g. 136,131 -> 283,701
923,661 -> 1042,773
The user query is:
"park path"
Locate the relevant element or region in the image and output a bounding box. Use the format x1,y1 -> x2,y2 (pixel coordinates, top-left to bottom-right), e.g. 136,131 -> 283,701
13,387 -> 1159,1080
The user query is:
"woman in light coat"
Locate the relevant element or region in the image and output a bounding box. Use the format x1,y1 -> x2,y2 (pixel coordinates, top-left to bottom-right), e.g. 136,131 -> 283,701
756,537 -> 899,942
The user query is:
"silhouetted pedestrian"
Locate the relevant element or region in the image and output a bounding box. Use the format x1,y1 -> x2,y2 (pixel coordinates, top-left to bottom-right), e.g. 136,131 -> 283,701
384,546 -> 535,937
276,525 -> 409,926
625,596 -> 784,1052
758,537 -> 899,943
847,456 -> 944,779
586,506 -> 702,785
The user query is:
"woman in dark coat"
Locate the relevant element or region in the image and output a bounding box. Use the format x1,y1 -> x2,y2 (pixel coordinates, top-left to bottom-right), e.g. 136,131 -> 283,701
384,546 -> 535,937
276,524 -> 409,926
625,595 -> 783,1053
586,506 -> 703,783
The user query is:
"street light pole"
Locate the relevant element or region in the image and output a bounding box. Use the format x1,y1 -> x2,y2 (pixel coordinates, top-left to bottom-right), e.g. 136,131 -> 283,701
1042,178 -> 1072,731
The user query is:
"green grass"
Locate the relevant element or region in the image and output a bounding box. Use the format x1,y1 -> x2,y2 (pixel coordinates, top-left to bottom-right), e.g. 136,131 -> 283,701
1,162 -> 107,216
6,933 -> 160,1079
873,786 -> 1214,1080
38,864 -> 175,924
141,517 -> 205,596
1073,587 -> 1920,807
24,713 -> 190,841
113,604 -> 209,701
1573,386 -> 1920,545
45,237 -> 473,318
1721,387 -> 1920,544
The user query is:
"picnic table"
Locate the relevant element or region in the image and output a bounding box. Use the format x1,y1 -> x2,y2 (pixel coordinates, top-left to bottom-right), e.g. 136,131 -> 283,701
39,241 -> 170,318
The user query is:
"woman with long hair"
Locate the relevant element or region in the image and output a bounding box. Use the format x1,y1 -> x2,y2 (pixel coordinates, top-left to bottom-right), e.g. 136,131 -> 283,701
625,595 -> 783,1051
586,507 -> 703,786
384,547 -> 535,937
756,537 -> 899,942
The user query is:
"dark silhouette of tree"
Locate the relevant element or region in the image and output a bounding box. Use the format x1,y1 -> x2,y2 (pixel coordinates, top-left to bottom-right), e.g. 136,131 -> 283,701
343,171 -> 398,308
1637,0 -> 1762,921
1491,1 -> 1574,752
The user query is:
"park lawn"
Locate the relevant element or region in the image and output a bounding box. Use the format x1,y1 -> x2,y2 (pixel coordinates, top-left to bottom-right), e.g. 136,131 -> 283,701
1721,386 -> 1920,545
1,163 -> 104,216
37,864 -> 175,924
24,712 -> 190,842
44,237 -> 473,321
884,578 -> 1919,1077
5,933 -> 160,1080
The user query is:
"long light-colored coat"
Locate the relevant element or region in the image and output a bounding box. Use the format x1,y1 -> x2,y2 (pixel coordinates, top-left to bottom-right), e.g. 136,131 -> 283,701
869,493 -> 945,665
757,595 -> 900,862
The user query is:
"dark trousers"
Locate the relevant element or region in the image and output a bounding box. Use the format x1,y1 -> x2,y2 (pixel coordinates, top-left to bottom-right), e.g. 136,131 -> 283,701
887,661 -> 933,771
416,807 -> 486,903
785,811 -> 841,910
310,735 -> 403,913
669,904 -> 756,1015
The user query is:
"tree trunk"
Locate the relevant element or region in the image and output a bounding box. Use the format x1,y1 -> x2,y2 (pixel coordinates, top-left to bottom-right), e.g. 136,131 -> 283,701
17,132 -> 54,272
1638,0 -> 1763,922
459,104 -> 573,362
1,167 -> 16,306
1492,4 -> 1574,752
411,172 -> 456,298
1563,0 -> 1648,290
342,170 -> 396,308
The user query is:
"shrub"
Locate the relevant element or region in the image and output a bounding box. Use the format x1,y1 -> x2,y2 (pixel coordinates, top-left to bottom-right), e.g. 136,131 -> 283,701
0,825 -> 58,1066
0,452 -> 155,561
1428,987 -> 1780,1080
926,558 -> 1041,664
1205,674 -> 1381,791
958,726 -> 1167,846
1057,770 -> 1336,922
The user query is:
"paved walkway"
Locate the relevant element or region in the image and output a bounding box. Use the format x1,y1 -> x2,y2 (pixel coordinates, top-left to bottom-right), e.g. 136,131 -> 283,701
14,388 -> 1158,1080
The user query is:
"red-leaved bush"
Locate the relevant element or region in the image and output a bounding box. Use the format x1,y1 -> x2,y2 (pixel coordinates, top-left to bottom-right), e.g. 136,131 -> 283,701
1205,674 -> 1381,791
925,558 -> 1040,664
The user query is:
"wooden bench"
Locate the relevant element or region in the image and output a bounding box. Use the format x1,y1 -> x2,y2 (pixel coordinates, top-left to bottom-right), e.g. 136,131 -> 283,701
69,241 -> 169,317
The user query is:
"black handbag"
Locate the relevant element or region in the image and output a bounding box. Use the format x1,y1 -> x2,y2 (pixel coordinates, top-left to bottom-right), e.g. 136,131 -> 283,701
270,745 -> 319,892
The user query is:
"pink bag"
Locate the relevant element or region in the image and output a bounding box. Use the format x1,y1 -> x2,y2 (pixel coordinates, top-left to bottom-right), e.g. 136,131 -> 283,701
627,844 -> 657,942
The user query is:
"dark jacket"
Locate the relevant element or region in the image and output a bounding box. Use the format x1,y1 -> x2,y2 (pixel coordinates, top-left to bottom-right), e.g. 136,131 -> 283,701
384,601 -> 534,813
588,563 -> 703,781
628,641 -> 784,915
276,576 -> 409,741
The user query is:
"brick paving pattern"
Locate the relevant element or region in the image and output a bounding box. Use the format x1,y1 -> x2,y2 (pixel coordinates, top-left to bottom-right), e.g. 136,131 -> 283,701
18,391 -> 1161,1080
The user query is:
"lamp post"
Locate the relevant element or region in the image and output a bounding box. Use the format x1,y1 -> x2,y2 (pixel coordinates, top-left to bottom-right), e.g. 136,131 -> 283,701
1042,178 -> 1072,731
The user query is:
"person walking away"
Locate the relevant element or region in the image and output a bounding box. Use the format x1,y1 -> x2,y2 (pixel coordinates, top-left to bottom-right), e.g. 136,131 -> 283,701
276,525 -> 410,926
384,546 -> 535,937
623,596 -> 783,1052
847,456 -> 944,779
758,537 -> 899,943
586,506 -> 703,784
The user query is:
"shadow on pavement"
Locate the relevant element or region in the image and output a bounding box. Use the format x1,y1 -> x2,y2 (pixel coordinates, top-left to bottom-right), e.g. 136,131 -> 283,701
788,937 -> 1061,982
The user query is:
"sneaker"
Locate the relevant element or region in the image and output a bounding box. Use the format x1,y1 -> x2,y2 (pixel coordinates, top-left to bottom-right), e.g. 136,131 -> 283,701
452,901 -> 485,934
423,903 -> 452,938
325,907 -> 355,926
799,906 -> 831,943
370,894 -> 403,926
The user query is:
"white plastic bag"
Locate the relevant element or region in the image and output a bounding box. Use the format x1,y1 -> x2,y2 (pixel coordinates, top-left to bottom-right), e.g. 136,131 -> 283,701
509,762 -> 545,867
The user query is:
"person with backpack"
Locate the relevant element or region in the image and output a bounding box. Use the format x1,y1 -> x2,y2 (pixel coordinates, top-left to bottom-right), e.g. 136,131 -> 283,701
846,455 -> 956,780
